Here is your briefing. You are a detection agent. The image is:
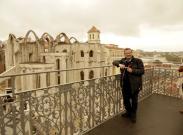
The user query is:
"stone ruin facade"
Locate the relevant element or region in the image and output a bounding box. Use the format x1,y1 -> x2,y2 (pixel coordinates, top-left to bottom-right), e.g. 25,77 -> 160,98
1,26 -> 119,93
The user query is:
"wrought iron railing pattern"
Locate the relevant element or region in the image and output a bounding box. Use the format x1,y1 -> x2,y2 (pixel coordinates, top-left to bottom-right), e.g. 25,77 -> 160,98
152,68 -> 183,97
0,67 -> 182,135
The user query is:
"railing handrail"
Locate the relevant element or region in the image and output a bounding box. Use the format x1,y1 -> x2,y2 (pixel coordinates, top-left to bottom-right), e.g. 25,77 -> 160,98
14,74 -> 119,95
0,65 -> 113,78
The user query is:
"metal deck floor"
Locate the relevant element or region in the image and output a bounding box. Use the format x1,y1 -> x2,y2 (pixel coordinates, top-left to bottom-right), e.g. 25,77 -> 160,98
85,94 -> 183,135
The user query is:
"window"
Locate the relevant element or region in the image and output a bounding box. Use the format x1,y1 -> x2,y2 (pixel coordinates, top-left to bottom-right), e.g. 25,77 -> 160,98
56,59 -> 60,70
63,49 -> 67,53
92,34 -> 94,39
57,76 -> 60,84
80,71 -> 84,80
43,56 -> 46,63
56,59 -> 60,84
89,50 -> 93,57
6,90 -> 12,94
105,69 -> 108,76
81,50 -> 84,57
29,53 -> 33,62
89,70 -> 94,79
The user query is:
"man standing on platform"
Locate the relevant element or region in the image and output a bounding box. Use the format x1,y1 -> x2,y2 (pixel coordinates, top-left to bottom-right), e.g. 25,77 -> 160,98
113,48 -> 144,123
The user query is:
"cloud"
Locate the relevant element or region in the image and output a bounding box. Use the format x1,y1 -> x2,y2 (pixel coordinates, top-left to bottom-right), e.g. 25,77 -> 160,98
0,0 -> 183,51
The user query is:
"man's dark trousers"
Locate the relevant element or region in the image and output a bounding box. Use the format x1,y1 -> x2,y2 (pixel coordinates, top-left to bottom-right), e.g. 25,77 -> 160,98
122,83 -> 139,117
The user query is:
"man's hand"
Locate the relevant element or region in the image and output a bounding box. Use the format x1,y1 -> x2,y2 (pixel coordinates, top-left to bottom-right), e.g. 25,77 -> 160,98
119,64 -> 125,69
127,67 -> 133,73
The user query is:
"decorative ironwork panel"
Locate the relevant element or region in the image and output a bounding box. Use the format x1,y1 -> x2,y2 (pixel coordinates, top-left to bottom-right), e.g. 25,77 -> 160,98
0,67 -> 182,135
139,68 -> 154,100
152,68 -> 181,97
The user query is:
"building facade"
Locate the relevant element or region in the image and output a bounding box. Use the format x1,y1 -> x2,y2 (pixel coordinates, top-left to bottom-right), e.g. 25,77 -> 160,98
0,27 -> 110,93
0,41 -> 5,73
0,42 -> 6,94
1,26 -> 140,94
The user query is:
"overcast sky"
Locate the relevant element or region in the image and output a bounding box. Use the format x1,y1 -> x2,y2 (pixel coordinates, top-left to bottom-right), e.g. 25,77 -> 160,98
0,0 -> 183,51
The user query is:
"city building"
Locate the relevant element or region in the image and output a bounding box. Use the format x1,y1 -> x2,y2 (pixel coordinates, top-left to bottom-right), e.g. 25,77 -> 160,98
0,26 -> 131,94
0,41 -> 5,73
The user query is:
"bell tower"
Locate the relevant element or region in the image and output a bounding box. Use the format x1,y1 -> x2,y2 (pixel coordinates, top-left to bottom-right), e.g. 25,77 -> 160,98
87,26 -> 100,44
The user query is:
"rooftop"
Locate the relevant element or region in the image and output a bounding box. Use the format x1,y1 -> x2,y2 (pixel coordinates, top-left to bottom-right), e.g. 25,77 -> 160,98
88,26 -> 100,33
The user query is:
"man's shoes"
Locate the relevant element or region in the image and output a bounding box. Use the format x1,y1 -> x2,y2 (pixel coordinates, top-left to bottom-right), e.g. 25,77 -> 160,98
179,109 -> 183,114
130,117 -> 136,123
130,113 -> 136,123
121,112 -> 137,123
121,112 -> 131,118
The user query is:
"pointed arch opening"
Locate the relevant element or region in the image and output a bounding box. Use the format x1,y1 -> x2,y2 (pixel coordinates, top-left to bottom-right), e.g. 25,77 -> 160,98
81,50 -> 84,57
80,71 -> 84,80
89,50 -> 93,57
89,70 -> 94,79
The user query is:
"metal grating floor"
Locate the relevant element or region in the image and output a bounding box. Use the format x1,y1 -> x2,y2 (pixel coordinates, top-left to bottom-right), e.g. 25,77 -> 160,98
85,94 -> 183,135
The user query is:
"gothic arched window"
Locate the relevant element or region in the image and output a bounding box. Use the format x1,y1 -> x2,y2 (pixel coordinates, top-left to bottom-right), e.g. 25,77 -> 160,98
80,71 -> 84,80
89,50 -> 93,57
89,70 -> 94,79
43,56 -> 46,63
81,50 -> 84,57
56,59 -> 60,70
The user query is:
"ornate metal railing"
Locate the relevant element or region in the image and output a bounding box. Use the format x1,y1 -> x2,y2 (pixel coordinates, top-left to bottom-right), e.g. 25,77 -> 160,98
0,67 -> 182,135
152,68 -> 183,98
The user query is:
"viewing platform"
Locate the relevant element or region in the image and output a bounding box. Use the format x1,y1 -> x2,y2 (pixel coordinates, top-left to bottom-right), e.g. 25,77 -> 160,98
85,94 -> 183,135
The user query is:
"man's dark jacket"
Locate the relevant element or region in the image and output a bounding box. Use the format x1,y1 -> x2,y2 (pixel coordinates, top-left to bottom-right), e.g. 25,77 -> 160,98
113,56 -> 144,93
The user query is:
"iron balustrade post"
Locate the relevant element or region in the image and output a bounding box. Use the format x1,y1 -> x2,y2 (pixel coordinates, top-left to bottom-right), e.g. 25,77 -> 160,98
28,92 -> 33,135
170,69 -> 173,96
150,68 -> 154,94
0,97 -> 5,135
157,68 -> 160,94
116,75 -> 120,113
69,90 -> 74,135
10,76 -> 17,135
92,82 -> 95,127
79,103 -> 83,133
88,84 -> 92,129
20,94 -> 26,135
101,67 -> 105,122
163,68 -> 166,95
59,88 -> 62,135
64,91 -> 68,135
